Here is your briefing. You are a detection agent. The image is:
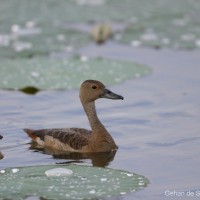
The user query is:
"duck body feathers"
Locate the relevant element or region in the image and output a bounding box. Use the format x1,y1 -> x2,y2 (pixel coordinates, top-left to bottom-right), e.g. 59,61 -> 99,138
24,128 -> 91,152
24,128 -> 118,153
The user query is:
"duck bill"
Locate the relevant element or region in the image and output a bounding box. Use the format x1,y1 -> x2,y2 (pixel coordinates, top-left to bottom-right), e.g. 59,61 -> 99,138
100,89 -> 124,100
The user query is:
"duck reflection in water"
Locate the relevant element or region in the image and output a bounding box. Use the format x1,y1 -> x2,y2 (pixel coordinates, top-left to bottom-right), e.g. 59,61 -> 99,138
29,142 -> 117,167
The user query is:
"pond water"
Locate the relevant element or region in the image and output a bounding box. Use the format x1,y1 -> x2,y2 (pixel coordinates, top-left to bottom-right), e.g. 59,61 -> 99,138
0,42 -> 200,200
1,0 -> 200,199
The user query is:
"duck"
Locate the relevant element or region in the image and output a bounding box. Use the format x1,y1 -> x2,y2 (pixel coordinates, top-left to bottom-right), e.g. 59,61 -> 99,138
24,80 -> 123,153
0,135 -> 3,139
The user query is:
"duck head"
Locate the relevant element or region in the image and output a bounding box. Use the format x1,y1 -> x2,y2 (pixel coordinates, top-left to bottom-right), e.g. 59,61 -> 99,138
79,80 -> 124,103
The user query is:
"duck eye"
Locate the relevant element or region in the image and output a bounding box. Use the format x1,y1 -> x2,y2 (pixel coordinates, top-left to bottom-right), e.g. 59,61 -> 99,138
92,85 -> 97,89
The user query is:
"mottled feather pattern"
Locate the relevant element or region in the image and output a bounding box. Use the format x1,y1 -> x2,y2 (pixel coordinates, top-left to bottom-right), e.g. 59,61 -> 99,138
24,128 -> 91,150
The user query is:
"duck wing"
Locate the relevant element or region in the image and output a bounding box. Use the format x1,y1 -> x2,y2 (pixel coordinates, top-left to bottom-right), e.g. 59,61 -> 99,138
24,128 -> 91,151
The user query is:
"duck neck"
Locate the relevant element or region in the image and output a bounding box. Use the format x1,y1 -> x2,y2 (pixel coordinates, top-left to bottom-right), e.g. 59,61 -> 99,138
82,101 -> 106,133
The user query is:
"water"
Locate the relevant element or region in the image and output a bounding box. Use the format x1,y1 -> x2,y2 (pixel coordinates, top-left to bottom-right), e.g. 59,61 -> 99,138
1,0 -> 200,199
0,43 -> 200,199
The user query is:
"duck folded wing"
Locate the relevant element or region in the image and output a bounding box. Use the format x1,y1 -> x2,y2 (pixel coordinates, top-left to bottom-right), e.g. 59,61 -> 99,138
24,128 -> 90,151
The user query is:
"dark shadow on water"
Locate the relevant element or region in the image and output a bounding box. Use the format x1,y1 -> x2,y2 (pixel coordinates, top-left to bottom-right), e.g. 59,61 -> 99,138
25,195 -> 123,200
0,135 -> 3,160
0,152 -> 4,160
29,142 -> 117,167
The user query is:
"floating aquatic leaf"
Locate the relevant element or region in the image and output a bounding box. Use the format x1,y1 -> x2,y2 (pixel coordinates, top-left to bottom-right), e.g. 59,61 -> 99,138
0,24 -> 90,58
120,16 -> 200,49
0,0 -> 199,55
0,165 -> 149,199
115,0 -> 200,49
0,56 -> 151,90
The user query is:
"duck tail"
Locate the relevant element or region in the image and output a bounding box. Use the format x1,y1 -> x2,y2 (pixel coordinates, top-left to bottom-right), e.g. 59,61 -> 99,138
23,129 -> 37,140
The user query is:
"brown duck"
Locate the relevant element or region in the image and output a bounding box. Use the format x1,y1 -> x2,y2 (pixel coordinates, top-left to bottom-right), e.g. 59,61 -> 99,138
24,80 -> 123,153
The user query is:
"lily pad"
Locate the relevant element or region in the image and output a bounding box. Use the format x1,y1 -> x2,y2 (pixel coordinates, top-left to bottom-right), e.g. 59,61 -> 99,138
0,165 -> 149,199
120,13 -> 200,49
114,0 -> 200,49
1,0 -> 200,55
0,23 -> 90,58
0,56 -> 151,90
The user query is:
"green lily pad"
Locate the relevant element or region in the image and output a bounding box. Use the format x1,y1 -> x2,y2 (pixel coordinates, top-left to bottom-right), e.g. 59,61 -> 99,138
1,0 -> 200,56
115,0 -> 200,49
0,165 -> 149,199
120,13 -> 200,49
0,56 -> 151,90
0,23 -> 90,58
